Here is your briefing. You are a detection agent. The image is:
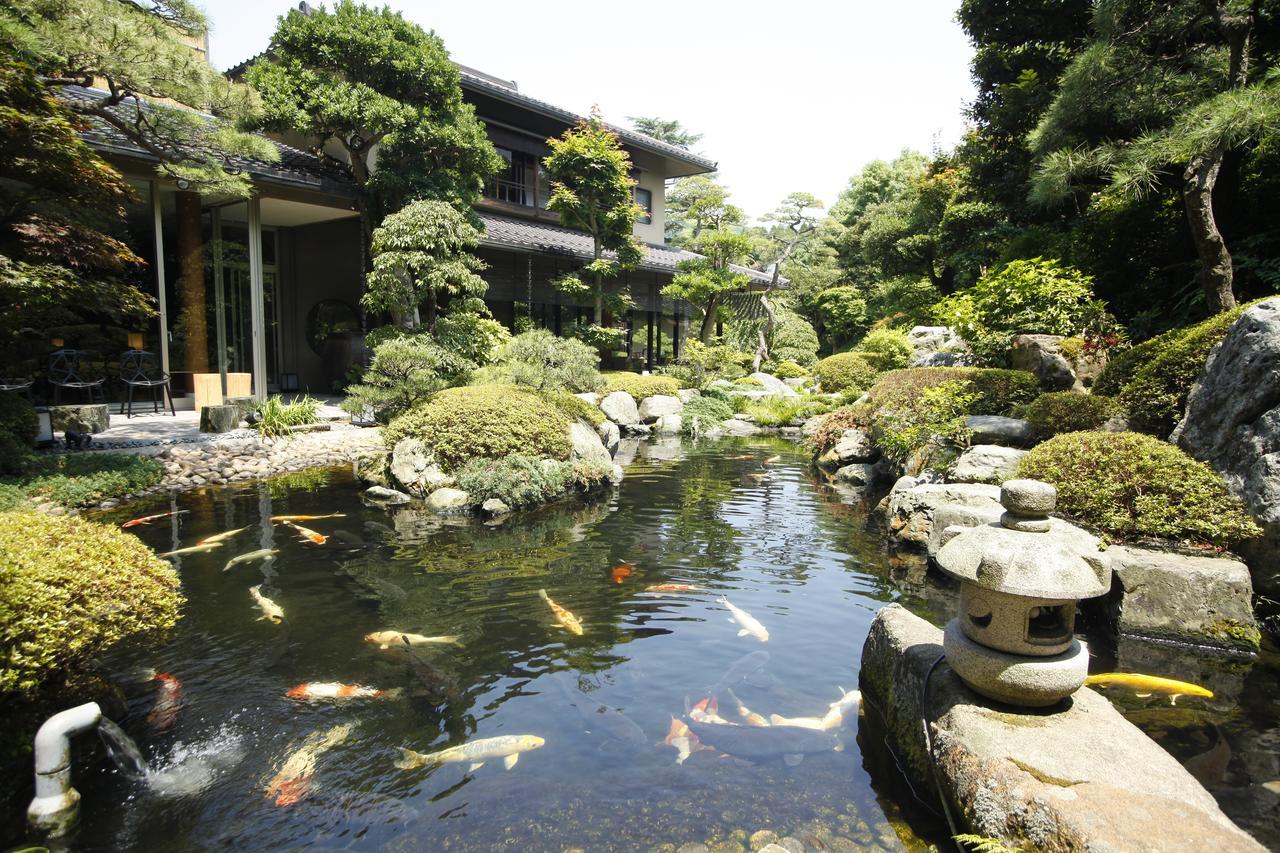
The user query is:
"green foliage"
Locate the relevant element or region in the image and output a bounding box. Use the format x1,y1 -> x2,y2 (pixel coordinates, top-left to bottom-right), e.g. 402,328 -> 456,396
868,368 -> 1039,417
429,303 -> 510,366
953,834 -> 1019,853
451,454 -> 607,509
853,328 -> 914,371
768,306 -> 822,367
485,329 -> 603,393
0,510 -> 182,695
934,258 -> 1112,365
663,229 -> 752,342
772,360 -> 808,379
1019,432 -> 1261,545
734,376 -> 764,387
363,200 -> 488,325
0,394 -> 38,446
342,335 -> 473,422
2,453 -> 164,508
814,285 -> 869,346
384,385 -> 571,470
807,405 -> 872,455
874,380 -> 976,465
743,396 -> 831,428
1023,392 -> 1122,438
672,339 -> 751,385
1120,307 -> 1245,436
680,395 -> 735,435
0,483 -> 26,510
814,352 -> 878,393
252,395 -> 320,439
544,389 -> 605,427
665,175 -> 743,246
601,372 -> 681,401
1091,330 -> 1180,397
627,116 -> 702,149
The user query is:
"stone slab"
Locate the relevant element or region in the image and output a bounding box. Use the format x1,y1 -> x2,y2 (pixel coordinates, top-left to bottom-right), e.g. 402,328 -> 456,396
950,444 -> 1026,484
860,604 -> 1263,852
965,415 -> 1034,446
49,404 -> 109,434
198,404 -> 240,434
885,478 -> 1002,547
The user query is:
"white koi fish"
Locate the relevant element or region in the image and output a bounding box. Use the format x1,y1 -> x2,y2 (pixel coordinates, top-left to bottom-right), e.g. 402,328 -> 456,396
719,596 -> 769,642
365,631 -> 463,650
158,542 -> 223,558
199,525 -> 249,545
223,548 -> 278,572
394,734 -> 545,773
250,585 -> 284,623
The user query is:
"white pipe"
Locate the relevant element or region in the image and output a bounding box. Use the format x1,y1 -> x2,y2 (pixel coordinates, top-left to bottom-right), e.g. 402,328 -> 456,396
27,701 -> 102,838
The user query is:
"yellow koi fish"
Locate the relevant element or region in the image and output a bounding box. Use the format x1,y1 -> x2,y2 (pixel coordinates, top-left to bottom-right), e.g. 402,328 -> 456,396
1085,672 -> 1213,704
365,631 -> 463,650
158,542 -> 223,558
820,687 -> 862,730
198,525 -> 249,545
538,589 -> 583,635
264,723 -> 353,806
764,455 -> 782,464
395,734 -> 545,773
250,585 -> 284,623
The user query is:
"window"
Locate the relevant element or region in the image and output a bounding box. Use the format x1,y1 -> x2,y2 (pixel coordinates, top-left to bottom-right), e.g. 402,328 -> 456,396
634,187 -> 653,225
485,147 -> 541,207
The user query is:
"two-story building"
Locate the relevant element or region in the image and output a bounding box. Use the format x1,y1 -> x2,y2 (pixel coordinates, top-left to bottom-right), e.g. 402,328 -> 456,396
67,19 -> 767,401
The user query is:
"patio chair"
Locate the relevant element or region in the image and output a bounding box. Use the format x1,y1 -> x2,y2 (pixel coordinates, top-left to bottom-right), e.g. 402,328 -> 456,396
118,349 -> 175,418
0,375 -> 34,402
48,349 -> 106,405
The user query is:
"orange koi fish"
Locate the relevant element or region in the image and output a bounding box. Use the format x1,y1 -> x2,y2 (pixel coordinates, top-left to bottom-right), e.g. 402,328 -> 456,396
265,723 -> 352,807
611,562 -> 634,584
282,520 -> 327,545
643,583 -> 702,593
285,682 -> 402,702
121,510 -> 187,529
270,513 -> 345,522
663,717 -> 714,764
538,588 -> 583,635
146,672 -> 182,731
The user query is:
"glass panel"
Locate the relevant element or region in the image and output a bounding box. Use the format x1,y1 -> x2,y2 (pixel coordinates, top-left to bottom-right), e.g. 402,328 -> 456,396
635,187 -> 653,225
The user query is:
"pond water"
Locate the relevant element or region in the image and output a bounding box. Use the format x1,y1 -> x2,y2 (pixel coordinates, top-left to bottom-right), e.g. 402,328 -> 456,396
27,435 -> 1280,850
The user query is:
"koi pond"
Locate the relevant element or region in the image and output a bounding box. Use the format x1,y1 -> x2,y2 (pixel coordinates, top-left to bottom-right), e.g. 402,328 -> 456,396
16,436 -> 1280,849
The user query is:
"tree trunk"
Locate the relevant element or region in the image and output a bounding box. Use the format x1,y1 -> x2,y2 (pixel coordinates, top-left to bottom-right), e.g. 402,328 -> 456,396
174,190 -> 208,372
753,292 -> 777,371
592,236 -> 604,326
1182,148 -> 1237,313
698,294 -> 717,343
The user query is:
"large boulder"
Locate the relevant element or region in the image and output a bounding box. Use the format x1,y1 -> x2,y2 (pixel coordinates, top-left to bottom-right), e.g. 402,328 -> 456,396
51,403 -> 110,435
1010,334 -> 1080,391
352,450 -> 391,488
654,413 -> 682,435
950,444 -> 1027,484
907,325 -> 970,367
596,419 -> 620,457
860,605 -> 1264,852
568,420 -> 611,466
1107,545 -> 1260,654
748,372 -> 798,397
677,388 -> 701,403
363,485 -> 411,505
637,394 -> 683,422
426,487 -> 471,514
600,390 -> 640,425
885,478 -> 1002,547
1174,298 -> 1280,593
389,438 -> 453,498
719,418 -> 762,437
817,428 -> 878,469
965,415 -> 1034,447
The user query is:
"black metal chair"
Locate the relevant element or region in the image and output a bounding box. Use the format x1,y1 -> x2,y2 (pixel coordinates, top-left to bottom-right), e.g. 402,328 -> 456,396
118,349 -> 175,418
48,349 -> 106,405
0,376 -> 34,402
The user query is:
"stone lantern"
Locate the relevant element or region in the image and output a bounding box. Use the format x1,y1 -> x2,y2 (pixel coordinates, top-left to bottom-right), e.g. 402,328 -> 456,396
934,479 -> 1110,707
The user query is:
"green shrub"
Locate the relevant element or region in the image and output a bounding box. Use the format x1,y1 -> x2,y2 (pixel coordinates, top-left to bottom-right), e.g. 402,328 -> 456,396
772,360 -> 808,380
674,340 -> 751,384
489,329 -> 603,393
768,308 -> 821,367
0,432 -> 36,476
544,389 -> 605,427
808,405 -> 871,455
743,396 -> 827,427
854,328 -> 914,372
0,395 -> 37,446
453,454 -> 611,508
933,258 -> 1114,365
0,484 -> 27,510
1019,432 -> 1261,545
867,368 -> 1038,417
734,376 -> 764,387
1120,307 -> 1246,437
0,511 -> 183,695
814,352 -> 878,393
384,385 -> 571,470
873,381 -> 976,465
342,335 -> 473,422
1023,392 -> 1122,438
4,453 -> 165,508
253,395 -> 321,438
602,372 -> 681,400
681,395 -> 735,435
1091,329 -> 1183,397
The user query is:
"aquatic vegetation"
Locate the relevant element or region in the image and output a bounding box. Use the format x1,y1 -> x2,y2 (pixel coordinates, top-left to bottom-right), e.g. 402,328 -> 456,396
1019,431 -> 1261,545
0,510 -> 181,695
384,385 -> 571,469
601,371 -> 681,400
252,394 -> 321,438
813,351 -> 877,393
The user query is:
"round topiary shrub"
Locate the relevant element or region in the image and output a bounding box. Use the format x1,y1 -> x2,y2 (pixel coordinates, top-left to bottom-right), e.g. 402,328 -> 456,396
772,361 -> 807,380
384,384 -> 571,470
1,511 -> 183,695
601,372 -> 681,400
853,328 -> 914,372
814,352 -> 878,393
544,389 -> 605,427
1023,392 -> 1123,438
1018,431 -> 1261,545
0,394 -> 38,446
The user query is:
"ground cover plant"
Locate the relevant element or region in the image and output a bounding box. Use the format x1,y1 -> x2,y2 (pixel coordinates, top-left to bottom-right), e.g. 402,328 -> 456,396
1022,392 -> 1123,438
253,395 -> 322,438
680,395 -> 736,435
1,452 -> 164,508
601,372 -> 681,400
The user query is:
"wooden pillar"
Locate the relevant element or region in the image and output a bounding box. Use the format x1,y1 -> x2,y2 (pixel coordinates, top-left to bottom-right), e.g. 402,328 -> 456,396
149,181 -> 170,373
248,197 -> 267,400
174,190 -> 208,371
646,283 -> 655,373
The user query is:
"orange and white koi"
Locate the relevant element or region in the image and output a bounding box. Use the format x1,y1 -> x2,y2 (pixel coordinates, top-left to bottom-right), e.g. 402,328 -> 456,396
122,510 -> 187,529
720,596 -> 769,642
820,687 -> 862,729
198,525 -> 249,545
264,723 -> 352,806
281,520 -> 327,545
270,513 -> 345,522
146,672 -> 182,731
538,589 -> 583,635
285,682 -> 402,701
643,583 -> 702,593
611,562 -> 634,584
662,717 -> 714,764
689,696 -> 730,725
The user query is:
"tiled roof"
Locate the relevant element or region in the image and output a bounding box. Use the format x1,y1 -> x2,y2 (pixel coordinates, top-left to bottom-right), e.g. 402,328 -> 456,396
478,212 -> 774,286
60,85 -> 357,196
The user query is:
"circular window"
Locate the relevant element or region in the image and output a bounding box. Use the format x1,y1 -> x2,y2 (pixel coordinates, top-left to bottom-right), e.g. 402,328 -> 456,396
305,300 -> 361,356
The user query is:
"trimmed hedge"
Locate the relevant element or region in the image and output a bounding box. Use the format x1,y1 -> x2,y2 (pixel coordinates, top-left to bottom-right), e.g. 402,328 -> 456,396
384,384 -> 571,470
814,352 -> 878,393
867,368 -> 1039,417
1019,431 -> 1260,545
1023,392 -> 1123,438
544,389 -> 605,427
601,372 -> 681,401
0,394 -> 38,446
771,361 -> 808,380
1,511 -> 183,695
853,328 -> 914,372
3,453 -> 165,508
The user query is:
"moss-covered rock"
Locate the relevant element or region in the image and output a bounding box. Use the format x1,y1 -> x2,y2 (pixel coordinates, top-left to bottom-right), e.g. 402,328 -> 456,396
1,511 -> 183,695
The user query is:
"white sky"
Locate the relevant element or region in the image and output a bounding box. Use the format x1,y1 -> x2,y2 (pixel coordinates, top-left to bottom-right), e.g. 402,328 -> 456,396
204,0 -> 976,223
